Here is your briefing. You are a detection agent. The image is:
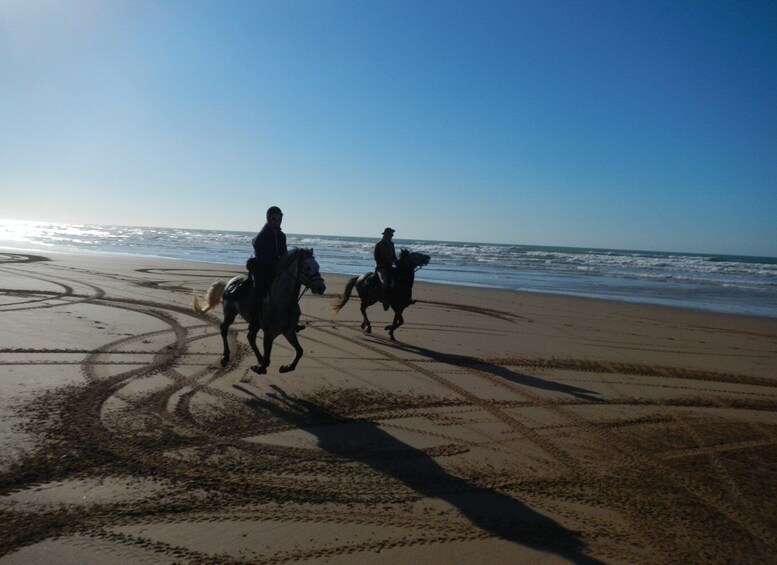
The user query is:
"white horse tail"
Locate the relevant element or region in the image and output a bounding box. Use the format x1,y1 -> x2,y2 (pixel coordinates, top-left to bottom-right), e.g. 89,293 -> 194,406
192,281 -> 226,315
332,276 -> 358,314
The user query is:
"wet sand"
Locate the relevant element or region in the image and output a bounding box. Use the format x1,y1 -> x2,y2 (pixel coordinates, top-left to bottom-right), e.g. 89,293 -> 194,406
2,249 -> 777,563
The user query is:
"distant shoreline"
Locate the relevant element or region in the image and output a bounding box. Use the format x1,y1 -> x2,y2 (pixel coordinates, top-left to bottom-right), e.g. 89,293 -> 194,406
2,222 -> 776,319
3,246 -> 775,322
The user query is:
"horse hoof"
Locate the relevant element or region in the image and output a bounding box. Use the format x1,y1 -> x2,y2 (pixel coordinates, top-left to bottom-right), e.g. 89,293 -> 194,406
384,325 -> 392,331
279,365 -> 294,373
251,365 -> 267,375
220,358 -> 229,367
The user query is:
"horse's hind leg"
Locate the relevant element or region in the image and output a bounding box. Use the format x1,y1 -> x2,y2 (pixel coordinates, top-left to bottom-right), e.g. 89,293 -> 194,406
279,331 -> 303,373
220,305 -> 239,367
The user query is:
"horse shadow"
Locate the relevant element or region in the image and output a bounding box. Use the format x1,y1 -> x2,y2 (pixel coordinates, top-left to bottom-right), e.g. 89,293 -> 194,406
233,384 -> 603,564
378,340 -> 602,403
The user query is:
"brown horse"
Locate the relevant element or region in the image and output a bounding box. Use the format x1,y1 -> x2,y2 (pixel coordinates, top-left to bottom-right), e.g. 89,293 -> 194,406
332,249 -> 430,341
193,248 -> 326,374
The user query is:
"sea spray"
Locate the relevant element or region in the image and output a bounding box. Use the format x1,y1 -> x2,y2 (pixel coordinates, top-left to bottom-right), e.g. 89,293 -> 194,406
2,220 -> 776,318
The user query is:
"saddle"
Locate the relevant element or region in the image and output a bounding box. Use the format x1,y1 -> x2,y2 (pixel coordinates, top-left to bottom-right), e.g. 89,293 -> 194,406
225,256 -> 259,301
224,277 -> 253,301
369,271 -> 400,291
365,272 -> 381,289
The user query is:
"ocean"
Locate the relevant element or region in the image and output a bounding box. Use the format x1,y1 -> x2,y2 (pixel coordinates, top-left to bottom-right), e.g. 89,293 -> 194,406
2,220 -> 776,319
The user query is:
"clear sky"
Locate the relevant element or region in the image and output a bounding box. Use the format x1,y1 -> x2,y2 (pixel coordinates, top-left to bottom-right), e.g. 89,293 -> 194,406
1,0 -> 776,256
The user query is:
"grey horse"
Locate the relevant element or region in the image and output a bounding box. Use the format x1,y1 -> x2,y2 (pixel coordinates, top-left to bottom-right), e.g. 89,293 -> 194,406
332,249 -> 430,341
193,248 -> 326,374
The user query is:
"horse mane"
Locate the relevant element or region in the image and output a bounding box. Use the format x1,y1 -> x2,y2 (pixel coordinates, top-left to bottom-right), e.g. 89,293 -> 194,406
396,248 -> 430,271
274,247 -> 312,273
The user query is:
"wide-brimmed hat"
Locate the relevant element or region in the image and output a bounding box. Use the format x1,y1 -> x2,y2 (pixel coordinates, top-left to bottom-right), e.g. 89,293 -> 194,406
382,227 -> 395,235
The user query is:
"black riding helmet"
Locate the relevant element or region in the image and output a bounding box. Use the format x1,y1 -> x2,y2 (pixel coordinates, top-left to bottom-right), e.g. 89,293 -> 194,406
266,206 -> 283,219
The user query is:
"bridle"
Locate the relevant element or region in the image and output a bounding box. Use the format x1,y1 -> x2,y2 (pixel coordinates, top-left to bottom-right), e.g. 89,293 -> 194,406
394,253 -> 428,281
293,251 -> 323,302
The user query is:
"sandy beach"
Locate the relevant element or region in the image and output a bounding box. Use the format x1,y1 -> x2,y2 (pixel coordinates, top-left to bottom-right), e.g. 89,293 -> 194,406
2,249 -> 777,564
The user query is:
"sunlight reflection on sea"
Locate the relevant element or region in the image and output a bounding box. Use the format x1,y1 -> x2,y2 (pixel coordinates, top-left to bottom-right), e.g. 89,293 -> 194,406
2,220 -> 775,318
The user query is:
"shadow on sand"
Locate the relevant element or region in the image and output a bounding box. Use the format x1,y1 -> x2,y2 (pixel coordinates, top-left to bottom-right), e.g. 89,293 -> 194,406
234,383 -> 602,564
378,340 -> 603,403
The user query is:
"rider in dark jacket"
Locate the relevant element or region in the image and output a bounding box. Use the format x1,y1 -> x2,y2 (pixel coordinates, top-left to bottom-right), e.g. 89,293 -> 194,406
250,206 -> 287,314
374,227 -> 397,310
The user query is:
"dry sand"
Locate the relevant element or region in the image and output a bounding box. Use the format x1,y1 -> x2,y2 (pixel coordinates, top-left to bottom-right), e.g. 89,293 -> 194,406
1,249 -> 777,564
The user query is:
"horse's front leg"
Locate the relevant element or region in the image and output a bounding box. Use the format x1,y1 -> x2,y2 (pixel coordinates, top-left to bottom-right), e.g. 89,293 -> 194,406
360,302 -> 372,334
251,332 -> 274,375
279,330 -> 303,373
386,309 -> 404,341
247,322 -> 264,371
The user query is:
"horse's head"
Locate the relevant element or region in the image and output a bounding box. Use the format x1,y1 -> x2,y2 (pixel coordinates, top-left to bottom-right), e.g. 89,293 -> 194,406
396,248 -> 431,272
299,249 -> 326,295
409,251 -> 430,268
398,248 -> 430,270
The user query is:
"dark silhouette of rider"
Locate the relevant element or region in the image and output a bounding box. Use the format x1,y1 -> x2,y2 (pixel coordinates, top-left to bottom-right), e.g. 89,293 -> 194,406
374,227 -> 398,310
249,206 -> 287,317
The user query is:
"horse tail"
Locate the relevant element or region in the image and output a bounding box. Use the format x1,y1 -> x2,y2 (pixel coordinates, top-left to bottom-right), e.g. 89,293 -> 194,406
331,276 -> 358,314
192,281 -> 226,315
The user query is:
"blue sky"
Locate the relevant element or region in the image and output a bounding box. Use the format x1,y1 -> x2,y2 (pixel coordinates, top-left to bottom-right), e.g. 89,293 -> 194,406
1,0 -> 776,256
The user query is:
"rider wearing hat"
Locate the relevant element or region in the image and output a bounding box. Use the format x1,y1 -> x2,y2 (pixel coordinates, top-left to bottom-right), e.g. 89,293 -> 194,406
374,227 -> 398,310
249,206 -> 288,315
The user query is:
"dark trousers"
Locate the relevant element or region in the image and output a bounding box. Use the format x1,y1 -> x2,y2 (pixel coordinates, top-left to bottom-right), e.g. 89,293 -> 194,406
249,269 -> 272,318
376,267 -> 391,303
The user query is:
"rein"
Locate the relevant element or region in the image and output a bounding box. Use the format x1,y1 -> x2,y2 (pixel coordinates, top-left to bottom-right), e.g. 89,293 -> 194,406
292,251 -> 322,303
393,263 -> 424,281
